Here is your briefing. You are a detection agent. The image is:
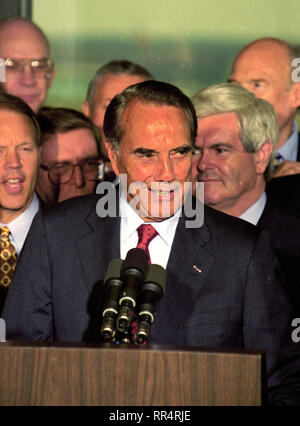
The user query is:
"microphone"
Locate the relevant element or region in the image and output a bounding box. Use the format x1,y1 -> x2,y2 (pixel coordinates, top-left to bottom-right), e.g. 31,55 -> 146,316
135,264 -> 166,344
100,258 -> 124,342
116,248 -> 148,334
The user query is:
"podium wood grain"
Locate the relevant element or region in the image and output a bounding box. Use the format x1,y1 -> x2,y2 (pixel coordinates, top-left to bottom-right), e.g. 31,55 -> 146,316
0,342 -> 264,406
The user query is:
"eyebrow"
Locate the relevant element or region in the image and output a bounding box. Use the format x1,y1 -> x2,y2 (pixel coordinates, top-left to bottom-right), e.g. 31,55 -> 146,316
208,142 -> 235,150
228,77 -> 268,84
171,145 -> 193,153
133,144 -> 192,155
133,147 -> 157,155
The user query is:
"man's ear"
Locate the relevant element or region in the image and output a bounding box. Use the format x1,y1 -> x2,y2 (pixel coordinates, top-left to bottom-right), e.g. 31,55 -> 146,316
255,141 -> 273,175
105,140 -> 119,176
81,100 -> 91,117
290,81 -> 300,108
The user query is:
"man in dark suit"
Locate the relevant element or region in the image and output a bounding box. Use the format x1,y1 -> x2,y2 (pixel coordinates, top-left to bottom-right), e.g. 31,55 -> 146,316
0,93 -> 41,314
228,37 -> 300,177
192,82 -> 300,316
3,81 -> 300,405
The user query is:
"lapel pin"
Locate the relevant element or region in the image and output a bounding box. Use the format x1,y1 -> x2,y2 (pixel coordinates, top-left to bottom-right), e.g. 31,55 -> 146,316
193,265 -> 202,274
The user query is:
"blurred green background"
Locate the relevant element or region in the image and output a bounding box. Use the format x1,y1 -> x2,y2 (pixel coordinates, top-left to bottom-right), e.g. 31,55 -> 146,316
33,0 -> 300,111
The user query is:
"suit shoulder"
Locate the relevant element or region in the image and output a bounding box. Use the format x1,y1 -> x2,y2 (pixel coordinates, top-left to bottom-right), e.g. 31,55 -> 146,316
40,193 -> 100,222
203,204 -> 260,241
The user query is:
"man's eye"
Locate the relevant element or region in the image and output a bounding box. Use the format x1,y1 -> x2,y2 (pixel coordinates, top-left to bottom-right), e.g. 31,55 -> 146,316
252,82 -> 265,89
52,163 -> 69,170
138,152 -> 153,158
215,147 -> 227,154
171,147 -> 192,158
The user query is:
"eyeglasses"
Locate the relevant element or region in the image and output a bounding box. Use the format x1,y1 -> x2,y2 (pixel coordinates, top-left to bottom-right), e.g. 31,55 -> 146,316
3,58 -> 54,78
40,157 -> 100,185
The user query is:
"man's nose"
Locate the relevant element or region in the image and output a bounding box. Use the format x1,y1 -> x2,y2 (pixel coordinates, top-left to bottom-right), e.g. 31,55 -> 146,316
5,149 -> 22,168
20,64 -> 36,85
70,165 -> 85,187
194,149 -> 212,172
155,157 -> 175,182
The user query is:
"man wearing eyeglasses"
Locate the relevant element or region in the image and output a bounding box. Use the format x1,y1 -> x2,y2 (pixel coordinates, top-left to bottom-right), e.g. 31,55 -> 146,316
0,17 -> 55,113
36,107 -> 102,205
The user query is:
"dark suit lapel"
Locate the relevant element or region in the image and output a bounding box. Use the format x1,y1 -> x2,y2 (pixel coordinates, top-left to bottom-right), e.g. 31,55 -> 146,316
297,134 -> 300,161
75,201 -> 121,295
152,209 -> 216,334
257,197 -> 281,250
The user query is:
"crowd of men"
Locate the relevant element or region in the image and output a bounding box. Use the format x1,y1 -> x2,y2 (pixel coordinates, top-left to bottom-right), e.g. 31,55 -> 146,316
0,16 -> 300,405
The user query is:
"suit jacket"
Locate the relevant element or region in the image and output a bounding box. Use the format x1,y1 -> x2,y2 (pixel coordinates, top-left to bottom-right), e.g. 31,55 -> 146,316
2,193 -> 300,405
266,173 -> 300,218
0,194 -> 45,315
257,196 -> 300,316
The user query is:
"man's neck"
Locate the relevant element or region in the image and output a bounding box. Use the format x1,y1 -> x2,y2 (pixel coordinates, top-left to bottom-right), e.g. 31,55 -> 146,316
277,118 -> 296,149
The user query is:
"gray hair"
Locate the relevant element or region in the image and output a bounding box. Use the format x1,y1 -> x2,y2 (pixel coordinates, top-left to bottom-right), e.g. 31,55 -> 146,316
191,83 -> 279,179
86,60 -> 154,110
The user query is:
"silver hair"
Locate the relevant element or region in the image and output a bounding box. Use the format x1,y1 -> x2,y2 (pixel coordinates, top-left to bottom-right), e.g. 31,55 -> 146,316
191,83 -> 279,179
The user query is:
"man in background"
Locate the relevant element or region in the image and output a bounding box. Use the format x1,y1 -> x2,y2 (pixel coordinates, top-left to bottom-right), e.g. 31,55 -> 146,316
192,82 -> 300,314
228,37 -> 300,177
0,93 -> 40,313
0,17 -> 55,113
82,60 -> 154,180
36,107 -> 101,205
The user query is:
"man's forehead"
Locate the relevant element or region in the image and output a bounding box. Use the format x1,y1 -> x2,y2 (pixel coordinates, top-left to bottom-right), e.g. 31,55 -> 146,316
0,21 -> 49,56
197,112 -> 239,132
234,42 -> 291,73
122,99 -> 188,124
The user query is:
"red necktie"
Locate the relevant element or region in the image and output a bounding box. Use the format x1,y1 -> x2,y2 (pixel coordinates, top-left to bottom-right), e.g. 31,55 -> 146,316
131,224 -> 158,343
136,224 -> 158,264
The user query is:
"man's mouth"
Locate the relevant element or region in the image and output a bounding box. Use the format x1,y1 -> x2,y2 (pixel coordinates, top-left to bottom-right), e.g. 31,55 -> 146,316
2,178 -> 24,194
197,174 -> 221,182
148,187 -> 175,200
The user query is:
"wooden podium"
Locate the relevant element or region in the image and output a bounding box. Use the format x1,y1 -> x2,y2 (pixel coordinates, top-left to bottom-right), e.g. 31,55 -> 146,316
0,342 -> 265,406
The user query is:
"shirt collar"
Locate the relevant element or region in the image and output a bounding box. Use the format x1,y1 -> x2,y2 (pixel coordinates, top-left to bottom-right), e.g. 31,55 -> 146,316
120,187 -> 181,246
0,193 -> 39,255
277,121 -> 298,162
239,192 -> 266,225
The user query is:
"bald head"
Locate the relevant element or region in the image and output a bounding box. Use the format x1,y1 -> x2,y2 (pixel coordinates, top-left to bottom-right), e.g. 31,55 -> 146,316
0,18 -> 54,112
229,38 -> 300,148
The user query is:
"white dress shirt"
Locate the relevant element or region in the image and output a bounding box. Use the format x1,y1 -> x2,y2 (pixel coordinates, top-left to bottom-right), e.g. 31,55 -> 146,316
119,188 -> 181,269
239,192 -> 267,225
0,193 -> 40,256
277,121 -> 299,162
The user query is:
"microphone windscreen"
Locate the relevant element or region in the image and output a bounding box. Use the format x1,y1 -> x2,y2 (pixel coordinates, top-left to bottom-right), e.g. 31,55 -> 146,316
104,259 -> 123,285
121,248 -> 148,275
144,264 -> 166,293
